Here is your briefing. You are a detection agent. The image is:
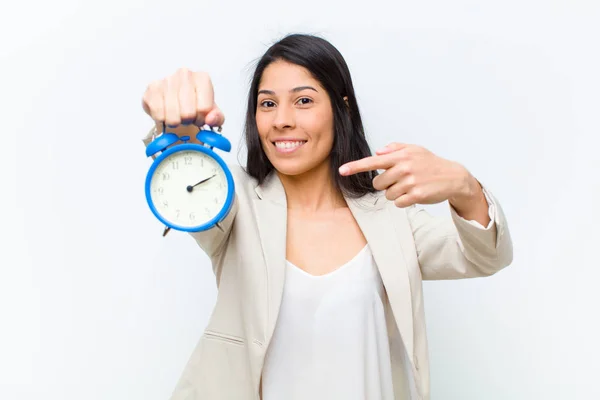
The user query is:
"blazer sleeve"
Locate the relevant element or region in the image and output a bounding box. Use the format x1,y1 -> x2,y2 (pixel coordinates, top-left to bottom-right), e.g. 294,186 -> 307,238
141,127 -> 238,261
406,185 -> 513,280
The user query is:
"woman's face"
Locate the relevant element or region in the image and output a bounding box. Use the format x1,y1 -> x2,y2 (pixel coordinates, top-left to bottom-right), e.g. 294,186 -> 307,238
255,60 -> 335,178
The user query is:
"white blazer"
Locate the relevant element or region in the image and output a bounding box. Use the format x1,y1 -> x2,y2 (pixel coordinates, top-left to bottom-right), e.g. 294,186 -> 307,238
143,133 -> 514,400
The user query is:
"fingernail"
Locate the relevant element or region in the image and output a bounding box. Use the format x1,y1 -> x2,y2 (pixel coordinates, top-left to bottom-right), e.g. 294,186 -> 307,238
339,165 -> 349,175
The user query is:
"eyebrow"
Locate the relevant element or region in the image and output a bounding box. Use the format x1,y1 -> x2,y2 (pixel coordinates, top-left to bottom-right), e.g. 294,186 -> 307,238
258,86 -> 318,96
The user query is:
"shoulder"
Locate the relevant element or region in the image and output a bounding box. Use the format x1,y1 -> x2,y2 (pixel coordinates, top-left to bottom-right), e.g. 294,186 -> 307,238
228,164 -> 251,181
226,164 -> 260,200
227,164 -> 256,186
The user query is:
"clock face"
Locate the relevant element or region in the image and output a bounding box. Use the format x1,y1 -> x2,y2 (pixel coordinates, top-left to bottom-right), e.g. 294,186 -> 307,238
148,149 -> 230,229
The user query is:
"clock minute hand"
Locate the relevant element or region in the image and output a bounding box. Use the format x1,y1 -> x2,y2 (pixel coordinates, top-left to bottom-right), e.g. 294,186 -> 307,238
186,174 -> 216,192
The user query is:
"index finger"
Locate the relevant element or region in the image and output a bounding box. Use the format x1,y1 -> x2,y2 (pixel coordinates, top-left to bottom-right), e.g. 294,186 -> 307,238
339,154 -> 395,176
205,103 -> 225,127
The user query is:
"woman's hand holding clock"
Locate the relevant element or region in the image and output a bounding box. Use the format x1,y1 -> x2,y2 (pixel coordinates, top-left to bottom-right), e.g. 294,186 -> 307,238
141,68 -> 235,236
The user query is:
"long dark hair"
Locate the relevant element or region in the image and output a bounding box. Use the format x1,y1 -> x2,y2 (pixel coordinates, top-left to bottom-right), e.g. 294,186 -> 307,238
242,33 -> 377,198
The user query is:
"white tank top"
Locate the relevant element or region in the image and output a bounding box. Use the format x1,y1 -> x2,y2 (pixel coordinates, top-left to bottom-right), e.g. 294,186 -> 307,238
261,245 -> 396,400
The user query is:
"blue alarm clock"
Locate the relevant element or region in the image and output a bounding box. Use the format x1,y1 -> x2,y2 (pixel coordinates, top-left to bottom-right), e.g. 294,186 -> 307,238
144,126 -> 235,235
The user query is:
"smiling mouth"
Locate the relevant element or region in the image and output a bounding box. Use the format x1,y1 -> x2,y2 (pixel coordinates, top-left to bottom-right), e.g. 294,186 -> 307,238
272,140 -> 307,153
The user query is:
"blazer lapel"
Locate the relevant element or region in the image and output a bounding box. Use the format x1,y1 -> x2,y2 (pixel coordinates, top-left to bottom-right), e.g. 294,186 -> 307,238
347,195 -> 415,367
253,173 -> 287,350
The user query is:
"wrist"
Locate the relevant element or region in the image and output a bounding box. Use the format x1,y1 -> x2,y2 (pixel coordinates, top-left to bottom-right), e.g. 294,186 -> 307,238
449,169 -> 482,211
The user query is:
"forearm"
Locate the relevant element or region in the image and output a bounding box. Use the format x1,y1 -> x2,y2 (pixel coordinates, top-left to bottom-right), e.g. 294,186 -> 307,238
410,186 -> 513,280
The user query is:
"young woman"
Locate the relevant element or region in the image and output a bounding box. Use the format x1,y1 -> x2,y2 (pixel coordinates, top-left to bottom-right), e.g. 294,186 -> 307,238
141,34 -> 513,400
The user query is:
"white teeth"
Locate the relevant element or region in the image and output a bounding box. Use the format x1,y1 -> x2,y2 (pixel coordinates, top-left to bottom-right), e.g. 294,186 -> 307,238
275,141 -> 305,149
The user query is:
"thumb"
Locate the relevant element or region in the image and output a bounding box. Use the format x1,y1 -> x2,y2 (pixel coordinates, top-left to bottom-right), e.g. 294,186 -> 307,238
204,103 -> 226,128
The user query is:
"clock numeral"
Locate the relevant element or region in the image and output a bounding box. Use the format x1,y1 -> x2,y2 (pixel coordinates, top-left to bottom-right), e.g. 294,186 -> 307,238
214,197 -> 219,204
211,167 -> 217,174
162,200 -> 169,208
162,173 -> 170,181
189,212 -> 196,221
205,207 -> 211,215
172,161 -> 179,170
200,158 -> 204,167
157,187 -> 164,195
175,209 -> 180,219
184,156 -> 192,165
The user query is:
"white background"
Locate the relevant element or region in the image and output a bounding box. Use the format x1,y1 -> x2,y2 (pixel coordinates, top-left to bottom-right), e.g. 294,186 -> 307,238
2,0 -> 599,399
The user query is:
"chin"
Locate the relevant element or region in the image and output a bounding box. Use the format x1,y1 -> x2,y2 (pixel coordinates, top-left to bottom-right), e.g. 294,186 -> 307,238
269,155 -> 332,178
271,160 -> 313,177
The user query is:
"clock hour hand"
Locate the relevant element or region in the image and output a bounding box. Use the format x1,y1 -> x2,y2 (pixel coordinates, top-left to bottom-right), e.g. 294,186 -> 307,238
186,174 -> 216,192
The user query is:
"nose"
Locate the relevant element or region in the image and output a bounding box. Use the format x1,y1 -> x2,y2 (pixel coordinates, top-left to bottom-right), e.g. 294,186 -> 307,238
273,104 -> 295,130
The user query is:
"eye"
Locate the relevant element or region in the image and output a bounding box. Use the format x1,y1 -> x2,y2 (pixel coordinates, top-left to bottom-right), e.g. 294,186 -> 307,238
259,100 -> 276,108
296,97 -> 313,106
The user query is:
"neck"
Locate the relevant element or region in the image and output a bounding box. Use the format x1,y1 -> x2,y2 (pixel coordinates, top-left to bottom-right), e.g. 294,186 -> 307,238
277,162 -> 347,212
